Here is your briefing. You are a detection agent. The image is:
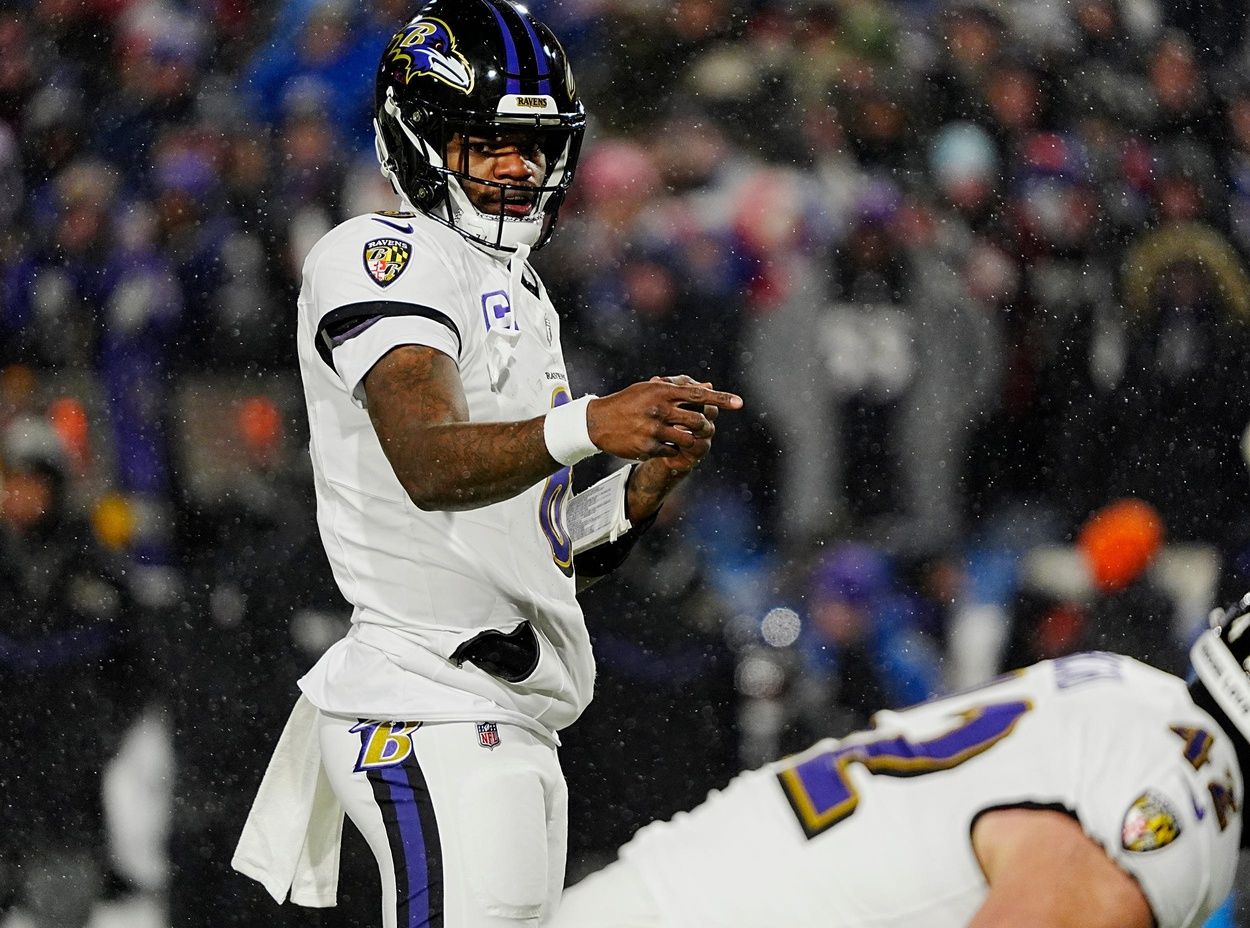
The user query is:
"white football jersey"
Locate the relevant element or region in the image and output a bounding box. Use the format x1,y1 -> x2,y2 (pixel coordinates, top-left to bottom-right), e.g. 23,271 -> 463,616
623,653 -> 1243,928
294,209 -> 594,740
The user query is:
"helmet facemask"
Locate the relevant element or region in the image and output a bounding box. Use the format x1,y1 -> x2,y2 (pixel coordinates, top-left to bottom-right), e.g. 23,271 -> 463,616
376,86 -> 583,253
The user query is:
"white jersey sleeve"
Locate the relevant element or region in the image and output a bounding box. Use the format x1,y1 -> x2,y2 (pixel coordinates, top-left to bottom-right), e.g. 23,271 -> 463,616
1088,768 -> 1217,928
1071,703 -> 1242,928
1001,655 -> 1244,928
304,213 -> 469,406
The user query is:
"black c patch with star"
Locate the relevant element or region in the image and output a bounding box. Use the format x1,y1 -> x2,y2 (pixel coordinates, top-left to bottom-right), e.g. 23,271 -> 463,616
363,238 -> 412,287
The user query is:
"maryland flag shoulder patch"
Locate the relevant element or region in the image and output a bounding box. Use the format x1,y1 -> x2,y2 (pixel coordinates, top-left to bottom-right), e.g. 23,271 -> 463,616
363,237 -> 412,287
1121,790 -> 1182,852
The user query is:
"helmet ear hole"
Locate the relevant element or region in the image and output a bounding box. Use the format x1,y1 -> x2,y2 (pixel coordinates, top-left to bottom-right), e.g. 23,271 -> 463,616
406,104 -> 433,133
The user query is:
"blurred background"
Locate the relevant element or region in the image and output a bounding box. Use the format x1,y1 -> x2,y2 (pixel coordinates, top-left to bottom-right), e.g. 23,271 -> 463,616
2,0 -> 1250,924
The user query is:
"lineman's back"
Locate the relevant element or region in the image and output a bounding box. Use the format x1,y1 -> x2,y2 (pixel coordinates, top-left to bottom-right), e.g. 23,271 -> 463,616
620,652 -> 1242,928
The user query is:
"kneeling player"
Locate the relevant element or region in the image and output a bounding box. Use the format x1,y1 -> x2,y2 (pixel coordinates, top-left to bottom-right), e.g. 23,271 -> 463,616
553,601 -> 1250,928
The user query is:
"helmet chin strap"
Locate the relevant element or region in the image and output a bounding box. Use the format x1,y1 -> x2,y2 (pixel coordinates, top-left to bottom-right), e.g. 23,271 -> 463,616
444,178 -> 543,253
508,241 -> 531,306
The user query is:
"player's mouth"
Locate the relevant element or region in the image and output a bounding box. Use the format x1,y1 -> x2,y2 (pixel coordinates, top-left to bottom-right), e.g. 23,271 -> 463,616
497,192 -> 536,218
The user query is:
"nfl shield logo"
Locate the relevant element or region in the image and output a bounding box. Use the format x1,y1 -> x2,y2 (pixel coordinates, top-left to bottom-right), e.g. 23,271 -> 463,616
476,721 -> 501,749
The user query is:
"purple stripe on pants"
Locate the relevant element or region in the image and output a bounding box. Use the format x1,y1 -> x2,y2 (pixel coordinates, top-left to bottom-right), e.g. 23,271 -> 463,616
378,764 -> 431,928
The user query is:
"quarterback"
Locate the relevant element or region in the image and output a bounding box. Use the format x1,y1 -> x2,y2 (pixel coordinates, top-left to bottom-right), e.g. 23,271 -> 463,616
554,605 -> 1250,928
232,2 -> 740,927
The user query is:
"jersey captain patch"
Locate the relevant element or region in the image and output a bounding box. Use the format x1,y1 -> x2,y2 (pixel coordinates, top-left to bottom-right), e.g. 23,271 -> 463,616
363,238 -> 412,287
1121,790 -> 1182,852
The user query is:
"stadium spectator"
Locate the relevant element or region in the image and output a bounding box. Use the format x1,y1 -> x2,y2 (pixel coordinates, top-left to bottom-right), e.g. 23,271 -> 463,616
1000,498 -> 1181,673
1110,219 -> 1250,541
92,9 -> 204,182
1078,497 -> 1185,674
786,543 -> 942,748
1145,30 -> 1218,144
1224,79 -> 1250,256
243,0 -> 376,150
0,416 -> 144,928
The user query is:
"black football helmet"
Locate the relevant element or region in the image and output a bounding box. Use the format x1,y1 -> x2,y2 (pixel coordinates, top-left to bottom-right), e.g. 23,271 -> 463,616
1191,593 -> 1250,748
373,0 -> 585,252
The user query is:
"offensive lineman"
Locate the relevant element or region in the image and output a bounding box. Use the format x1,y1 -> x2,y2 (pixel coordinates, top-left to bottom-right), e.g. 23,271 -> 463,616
232,2 -> 741,927
553,603 -> 1250,928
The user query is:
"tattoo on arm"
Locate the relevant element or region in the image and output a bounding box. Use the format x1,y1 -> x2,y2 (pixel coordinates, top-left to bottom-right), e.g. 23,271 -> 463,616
365,345 -> 560,510
625,458 -> 685,523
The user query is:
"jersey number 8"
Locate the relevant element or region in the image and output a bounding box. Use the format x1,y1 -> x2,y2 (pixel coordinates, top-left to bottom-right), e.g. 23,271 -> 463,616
539,387 -> 574,577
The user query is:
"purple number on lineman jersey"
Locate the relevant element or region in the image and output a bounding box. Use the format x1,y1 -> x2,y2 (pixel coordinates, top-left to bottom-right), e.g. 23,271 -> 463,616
539,387 -> 574,577
777,700 -> 1032,839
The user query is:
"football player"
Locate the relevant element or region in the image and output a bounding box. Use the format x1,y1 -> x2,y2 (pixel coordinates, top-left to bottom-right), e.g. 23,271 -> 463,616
232,2 -> 741,927
552,601 -> 1250,928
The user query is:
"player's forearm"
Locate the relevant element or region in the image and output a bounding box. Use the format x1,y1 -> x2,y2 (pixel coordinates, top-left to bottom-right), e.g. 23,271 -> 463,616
383,417 -> 561,511
365,347 -> 738,512
365,346 -> 566,510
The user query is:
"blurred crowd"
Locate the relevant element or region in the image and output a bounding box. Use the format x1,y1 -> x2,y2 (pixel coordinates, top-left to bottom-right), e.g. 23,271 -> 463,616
3,0 -> 1250,924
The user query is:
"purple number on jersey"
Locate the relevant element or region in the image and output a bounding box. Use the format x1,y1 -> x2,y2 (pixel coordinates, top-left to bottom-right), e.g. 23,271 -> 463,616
539,386 -> 574,577
777,700 -> 1032,839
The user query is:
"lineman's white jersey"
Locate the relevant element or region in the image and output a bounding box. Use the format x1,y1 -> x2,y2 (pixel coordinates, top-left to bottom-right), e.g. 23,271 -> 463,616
294,209 -> 593,741
620,652 -> 1243,928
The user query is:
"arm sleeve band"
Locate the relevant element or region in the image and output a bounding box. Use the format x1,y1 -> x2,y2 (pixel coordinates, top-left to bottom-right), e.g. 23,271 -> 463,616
569,465 -> 659,580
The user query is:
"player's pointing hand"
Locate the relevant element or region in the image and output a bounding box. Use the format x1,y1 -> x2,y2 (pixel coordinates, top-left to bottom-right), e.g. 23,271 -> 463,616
586,377 -> 743,463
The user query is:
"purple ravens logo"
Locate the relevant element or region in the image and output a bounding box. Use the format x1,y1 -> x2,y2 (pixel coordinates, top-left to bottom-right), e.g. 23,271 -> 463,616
388,18 -> 474,94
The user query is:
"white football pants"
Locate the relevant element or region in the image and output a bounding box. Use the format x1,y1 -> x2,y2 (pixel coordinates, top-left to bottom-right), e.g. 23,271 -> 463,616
318,711 -> 568,928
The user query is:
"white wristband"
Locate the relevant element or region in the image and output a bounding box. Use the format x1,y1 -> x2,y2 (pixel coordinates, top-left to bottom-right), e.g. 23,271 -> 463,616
544,395 -> 599,466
